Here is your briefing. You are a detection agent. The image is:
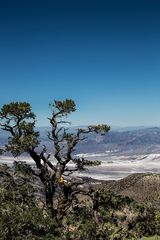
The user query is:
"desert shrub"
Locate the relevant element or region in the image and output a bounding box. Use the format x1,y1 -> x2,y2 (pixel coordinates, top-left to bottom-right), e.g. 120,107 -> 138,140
0,162 -> 61,240
0,162 -> 159,240
54,190 -> 159,240
95,190 -> 159,239
141,236 -> 160,240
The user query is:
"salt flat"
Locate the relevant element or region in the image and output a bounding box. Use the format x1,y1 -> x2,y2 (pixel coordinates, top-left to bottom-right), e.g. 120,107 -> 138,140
76,153 -> 160,180
1,153 -> 160,180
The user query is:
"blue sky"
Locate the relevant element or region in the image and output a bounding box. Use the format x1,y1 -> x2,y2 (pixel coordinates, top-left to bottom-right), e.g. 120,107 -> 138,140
0,0 -> 160,127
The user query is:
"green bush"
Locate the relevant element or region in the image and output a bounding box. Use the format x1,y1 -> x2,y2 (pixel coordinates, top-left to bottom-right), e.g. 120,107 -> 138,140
141,236 -> 160,240
0,162 -> 159,240
0,162 -> 61,240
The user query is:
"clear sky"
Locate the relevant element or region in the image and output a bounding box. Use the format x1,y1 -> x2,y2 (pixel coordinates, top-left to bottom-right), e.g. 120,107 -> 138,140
0,0 -> 160,127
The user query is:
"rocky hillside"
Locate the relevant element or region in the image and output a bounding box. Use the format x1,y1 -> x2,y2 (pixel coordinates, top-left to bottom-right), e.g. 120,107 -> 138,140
94,173 -> 160,210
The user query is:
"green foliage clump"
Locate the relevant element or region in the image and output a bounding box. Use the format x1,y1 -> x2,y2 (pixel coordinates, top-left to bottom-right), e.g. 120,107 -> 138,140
0,162 -> 60,240
60,190 -> 160,240
141,236 -> 160,240
97,190 -> 159,239
0,163 -> 159,240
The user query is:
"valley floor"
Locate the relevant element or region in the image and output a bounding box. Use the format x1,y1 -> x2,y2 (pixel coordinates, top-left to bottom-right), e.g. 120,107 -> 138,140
1,153 -> 160,180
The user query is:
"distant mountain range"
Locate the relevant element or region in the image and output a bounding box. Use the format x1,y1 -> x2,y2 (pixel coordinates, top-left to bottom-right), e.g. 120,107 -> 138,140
1,126 -> 160,155
76,127 -> 160,155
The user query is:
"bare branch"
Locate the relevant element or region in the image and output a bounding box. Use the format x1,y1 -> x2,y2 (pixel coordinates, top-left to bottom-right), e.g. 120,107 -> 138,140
56,121 -> 71,125
47,131 -> 54,141
63,167 -> 79,176
0,124 -> 15,136
56,126 -> 65,135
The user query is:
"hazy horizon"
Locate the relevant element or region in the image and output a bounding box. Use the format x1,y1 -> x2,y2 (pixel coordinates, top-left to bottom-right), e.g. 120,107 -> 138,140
35,124 -> 160,128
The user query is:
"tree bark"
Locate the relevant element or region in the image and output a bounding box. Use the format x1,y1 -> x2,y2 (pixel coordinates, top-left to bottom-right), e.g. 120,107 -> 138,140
45,180 -> 56,216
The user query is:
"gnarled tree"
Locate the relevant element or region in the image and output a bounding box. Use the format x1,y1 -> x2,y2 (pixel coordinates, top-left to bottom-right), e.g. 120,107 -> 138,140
0,99 -> 110,220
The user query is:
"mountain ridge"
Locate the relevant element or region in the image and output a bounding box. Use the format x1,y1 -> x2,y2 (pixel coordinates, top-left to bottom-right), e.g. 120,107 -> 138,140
1,126 -> 160,155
